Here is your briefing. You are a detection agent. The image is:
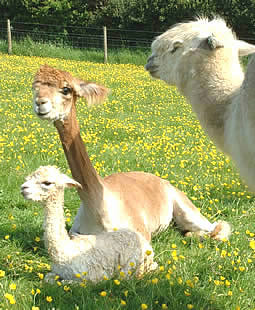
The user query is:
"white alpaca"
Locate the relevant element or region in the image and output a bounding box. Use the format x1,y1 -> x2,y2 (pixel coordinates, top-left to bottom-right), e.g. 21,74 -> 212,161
32,65 -> 231,241
145,17 -> 255,191
21,166 -> 157,283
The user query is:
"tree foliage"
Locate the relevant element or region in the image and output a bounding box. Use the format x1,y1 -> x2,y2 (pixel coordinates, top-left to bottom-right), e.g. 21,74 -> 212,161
1,0 -> 255,39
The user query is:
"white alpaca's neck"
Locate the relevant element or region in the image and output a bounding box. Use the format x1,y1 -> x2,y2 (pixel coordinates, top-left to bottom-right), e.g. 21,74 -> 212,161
43,191 -> 73,261
180,51 -> 244,152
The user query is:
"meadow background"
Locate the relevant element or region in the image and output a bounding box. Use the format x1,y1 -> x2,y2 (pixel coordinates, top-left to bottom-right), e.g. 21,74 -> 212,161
0,50 -> 254,310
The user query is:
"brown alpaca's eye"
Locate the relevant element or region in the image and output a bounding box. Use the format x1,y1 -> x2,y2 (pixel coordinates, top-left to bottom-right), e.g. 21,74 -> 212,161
62,87 -> 71,95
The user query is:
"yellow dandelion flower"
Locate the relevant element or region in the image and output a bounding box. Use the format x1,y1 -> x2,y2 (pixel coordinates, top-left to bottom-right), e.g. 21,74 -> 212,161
187,304 -> 194,309
124,290 -> 128,297
64,285 -> 70,291
214,280 -> 220,286
0,270 -> 5,277
162,304 -> 168,309
114,279 -> 120,285
171,244 -> 177,248
120,271 -> 126,277
4,293 -> 16,304
46,296 -> 53,303
121,299 -> 126,306
146,250 -> 152,256
152,278 -> 159,284
9,283 -> 16,290
32,307 -> 40,310
35,236 -> 40,242
141,304 -> 148,310
249,240 -> 255,250
37,273 -> 44,280
227,291 -> 233,296
100,291 -> 107,297
186,280 -> 194,288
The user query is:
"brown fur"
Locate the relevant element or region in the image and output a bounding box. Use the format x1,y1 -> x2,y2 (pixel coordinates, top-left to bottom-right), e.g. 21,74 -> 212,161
32,65 -> 231,241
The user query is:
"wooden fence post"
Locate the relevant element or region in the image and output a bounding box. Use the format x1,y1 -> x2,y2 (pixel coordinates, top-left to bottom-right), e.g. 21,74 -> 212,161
7,19 -> 12,55
103,26 -> 108,64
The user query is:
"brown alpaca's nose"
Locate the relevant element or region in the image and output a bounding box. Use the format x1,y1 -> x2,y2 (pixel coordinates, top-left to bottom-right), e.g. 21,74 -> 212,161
35,97 -> 49,106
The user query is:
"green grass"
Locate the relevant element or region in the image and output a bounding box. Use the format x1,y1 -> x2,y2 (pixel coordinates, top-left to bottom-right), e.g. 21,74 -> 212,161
0,37 -> 149,66
0,52 -> 254,310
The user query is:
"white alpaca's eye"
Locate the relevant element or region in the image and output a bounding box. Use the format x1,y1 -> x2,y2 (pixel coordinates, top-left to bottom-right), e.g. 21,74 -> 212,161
62,87 -> 71,95
42,181 -> 52,186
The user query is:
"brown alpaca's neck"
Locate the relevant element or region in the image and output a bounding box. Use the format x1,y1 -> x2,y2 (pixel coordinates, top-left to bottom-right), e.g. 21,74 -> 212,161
54,104 -> 103,197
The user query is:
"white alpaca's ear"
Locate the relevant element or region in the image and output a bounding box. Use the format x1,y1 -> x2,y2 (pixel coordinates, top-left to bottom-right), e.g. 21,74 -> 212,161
73,77 -> 109,106
205,35 -> 224,50
236,40 -> 255,56
61,174 -> 82,189
170,40 -> 183,53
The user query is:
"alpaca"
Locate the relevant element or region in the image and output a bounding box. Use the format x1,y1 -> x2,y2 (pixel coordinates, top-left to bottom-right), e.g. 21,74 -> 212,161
145,17 -> 255,191
21,166 -> 158,282
32,65 -> 231,241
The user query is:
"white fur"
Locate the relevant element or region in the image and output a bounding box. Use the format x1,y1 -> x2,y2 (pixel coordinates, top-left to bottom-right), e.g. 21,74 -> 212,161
146,17 -> 255,191
21,166 -> 157,283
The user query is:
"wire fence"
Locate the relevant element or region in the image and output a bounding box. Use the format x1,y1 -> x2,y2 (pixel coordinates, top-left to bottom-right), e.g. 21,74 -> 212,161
1,19 -> 255,54
0,20 -> 161,50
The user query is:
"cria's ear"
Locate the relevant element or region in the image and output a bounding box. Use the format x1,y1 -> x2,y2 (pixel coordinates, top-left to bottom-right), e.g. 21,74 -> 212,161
236,40 -> 255,56
170,40 -> 183,53
61,174 -> 82,189
72,77 -> 109,106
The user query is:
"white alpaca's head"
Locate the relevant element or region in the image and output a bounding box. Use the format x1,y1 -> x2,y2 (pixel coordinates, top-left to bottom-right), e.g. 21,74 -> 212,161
145,17 -> 255,87
32,65 -> 109,122
21,166 -> 82,202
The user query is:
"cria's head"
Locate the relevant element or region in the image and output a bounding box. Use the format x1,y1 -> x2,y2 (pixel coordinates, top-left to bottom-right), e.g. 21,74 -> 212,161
21,165 -> 82,203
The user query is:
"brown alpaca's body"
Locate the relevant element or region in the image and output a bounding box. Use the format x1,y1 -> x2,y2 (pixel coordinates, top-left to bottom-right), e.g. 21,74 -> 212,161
32,65 -> 231,241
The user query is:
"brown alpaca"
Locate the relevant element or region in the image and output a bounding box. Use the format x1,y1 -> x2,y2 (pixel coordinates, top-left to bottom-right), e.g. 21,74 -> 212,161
32,65 -> 231,241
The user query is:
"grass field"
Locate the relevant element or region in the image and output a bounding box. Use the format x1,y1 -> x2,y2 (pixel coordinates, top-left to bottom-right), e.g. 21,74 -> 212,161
0,52 -> 254,310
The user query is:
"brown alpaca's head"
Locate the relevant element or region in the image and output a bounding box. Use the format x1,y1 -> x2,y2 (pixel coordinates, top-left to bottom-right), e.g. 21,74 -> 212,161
32,65 -> 109,122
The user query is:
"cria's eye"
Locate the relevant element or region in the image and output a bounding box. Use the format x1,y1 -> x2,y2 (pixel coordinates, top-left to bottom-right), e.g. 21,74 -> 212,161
42,181 -> 52,186
62,87 -> 71,95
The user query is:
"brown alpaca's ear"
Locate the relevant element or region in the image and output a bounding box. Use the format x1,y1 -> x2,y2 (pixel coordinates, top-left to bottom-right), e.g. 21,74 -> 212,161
72,77 -> 110,106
